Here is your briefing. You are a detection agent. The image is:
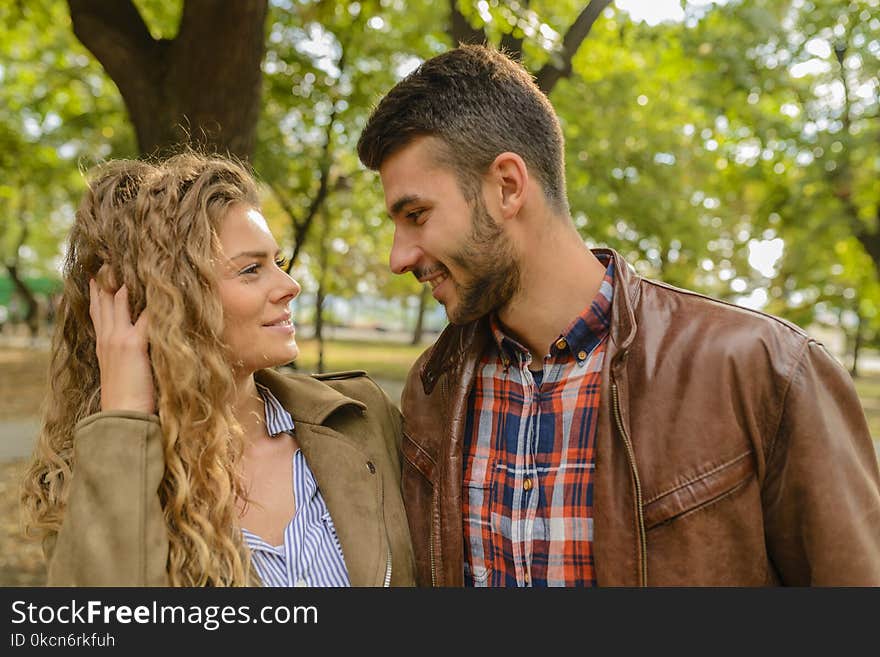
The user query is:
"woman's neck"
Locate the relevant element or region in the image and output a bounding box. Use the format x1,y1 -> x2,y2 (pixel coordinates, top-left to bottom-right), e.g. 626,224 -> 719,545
231,374 -> 269,447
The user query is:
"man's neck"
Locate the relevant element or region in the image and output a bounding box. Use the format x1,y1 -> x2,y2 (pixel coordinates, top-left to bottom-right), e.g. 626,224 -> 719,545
496,224 -> 607,363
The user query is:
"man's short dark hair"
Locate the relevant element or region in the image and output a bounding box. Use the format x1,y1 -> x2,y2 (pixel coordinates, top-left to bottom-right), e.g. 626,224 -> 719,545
357,44 -> 568,213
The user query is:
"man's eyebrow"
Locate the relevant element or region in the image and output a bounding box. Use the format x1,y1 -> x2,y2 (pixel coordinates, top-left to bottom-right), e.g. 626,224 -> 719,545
389,194 -> 422,217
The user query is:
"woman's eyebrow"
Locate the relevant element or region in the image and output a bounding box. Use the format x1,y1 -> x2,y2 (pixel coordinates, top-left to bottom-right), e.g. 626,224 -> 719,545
228,250 -> 270,260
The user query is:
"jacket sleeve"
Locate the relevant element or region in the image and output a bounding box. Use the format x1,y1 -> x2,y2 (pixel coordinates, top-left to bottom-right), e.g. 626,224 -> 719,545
376,381 -> 404,480
45,411 -> 169,586
763,340 -> 880,585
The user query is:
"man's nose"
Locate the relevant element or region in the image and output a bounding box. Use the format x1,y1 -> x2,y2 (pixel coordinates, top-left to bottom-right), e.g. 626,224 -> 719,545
389,230 -> 421,275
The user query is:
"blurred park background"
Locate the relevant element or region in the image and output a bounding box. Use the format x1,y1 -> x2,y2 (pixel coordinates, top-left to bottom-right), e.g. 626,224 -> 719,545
1,0 -> 878,585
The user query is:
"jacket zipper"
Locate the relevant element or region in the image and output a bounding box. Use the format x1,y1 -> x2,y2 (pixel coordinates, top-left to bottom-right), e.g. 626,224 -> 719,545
383,543 -> 393,587
430,526 -> 437,586
611,379 -> 647,586
429,445 -> 439,586
429,374 -> 452,587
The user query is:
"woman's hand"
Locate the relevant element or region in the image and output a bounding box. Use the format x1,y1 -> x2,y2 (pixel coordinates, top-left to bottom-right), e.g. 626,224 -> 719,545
88,268 -> 155,414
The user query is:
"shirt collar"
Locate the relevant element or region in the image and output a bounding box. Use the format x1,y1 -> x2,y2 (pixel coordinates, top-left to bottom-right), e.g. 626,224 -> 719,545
488,254 -> 615,366
255,382 -> 295,437
253,368 -> 366,426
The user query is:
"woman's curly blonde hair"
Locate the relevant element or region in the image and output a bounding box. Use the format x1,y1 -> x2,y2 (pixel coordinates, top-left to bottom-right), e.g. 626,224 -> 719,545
21,151 -> 263,586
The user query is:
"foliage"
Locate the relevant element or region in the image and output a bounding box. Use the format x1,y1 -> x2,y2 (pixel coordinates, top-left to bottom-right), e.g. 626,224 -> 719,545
0,1 -> 135,282
3,0 -> 879,359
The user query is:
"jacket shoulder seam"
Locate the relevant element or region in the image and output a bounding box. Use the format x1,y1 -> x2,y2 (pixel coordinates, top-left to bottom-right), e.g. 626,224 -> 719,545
641,278 -> 809,337
765,337 -> 813,463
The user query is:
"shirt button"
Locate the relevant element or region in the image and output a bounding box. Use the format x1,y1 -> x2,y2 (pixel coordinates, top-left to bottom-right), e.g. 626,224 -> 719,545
555,338 -> 567,351
366,461 -> 376,474
578,350 -> 587,360
523,478 -> 533,491
295,579 -> 307,587
524,574 -> 531,585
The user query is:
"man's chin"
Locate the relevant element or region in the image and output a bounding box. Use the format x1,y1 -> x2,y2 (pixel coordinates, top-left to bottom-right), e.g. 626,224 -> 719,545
445,303 -> 488,326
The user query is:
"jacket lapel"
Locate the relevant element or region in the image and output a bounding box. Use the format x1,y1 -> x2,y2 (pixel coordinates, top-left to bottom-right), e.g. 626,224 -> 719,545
253,369 -> 384,586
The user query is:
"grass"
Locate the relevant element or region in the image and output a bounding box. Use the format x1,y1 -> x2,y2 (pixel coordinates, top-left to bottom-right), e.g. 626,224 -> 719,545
1,340 -> 878,587
853,373 -> 880,439
3,340 -> 880,436
291,337 -> 426,381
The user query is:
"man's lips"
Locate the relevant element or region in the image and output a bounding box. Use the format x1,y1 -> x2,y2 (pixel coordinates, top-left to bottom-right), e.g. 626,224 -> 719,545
417,268 -> 450,290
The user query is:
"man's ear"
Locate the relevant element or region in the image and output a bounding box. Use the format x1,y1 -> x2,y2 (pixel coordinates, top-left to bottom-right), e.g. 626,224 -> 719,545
487,152 -> 528,220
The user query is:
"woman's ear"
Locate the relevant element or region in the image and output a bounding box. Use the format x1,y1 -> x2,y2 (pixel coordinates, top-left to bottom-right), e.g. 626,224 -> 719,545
487,152 -> 528,220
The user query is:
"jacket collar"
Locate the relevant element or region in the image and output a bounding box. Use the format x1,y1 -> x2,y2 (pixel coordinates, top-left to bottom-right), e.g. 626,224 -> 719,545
254,368 -> 366,426
252,368 -> 383,586
419,247 -> 641,393
594,247 -> 640,354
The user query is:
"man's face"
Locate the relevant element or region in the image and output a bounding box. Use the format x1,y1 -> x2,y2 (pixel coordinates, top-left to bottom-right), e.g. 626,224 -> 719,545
379,136 -> 520,325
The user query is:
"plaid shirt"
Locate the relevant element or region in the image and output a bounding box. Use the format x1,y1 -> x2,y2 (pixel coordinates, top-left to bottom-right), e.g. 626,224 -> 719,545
462,256 -> 614,586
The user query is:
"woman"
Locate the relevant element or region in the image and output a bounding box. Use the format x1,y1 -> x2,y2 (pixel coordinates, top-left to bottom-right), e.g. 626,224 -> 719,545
20,152 -> 415,586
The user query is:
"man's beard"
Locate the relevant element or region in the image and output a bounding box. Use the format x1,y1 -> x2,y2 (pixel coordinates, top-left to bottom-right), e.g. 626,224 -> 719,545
444,196 -> 521,325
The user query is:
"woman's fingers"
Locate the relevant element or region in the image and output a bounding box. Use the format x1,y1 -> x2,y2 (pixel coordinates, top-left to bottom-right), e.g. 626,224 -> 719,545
113,285 -> 131,332
133,305 -> 150,341
88,272 -> 155,414
94,264 -> 118,337
88,278 -> 100,333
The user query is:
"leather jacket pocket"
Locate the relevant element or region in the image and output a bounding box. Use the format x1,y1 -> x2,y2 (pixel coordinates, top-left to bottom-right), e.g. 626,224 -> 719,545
401,431 -> 435,482
463,456 -> 497,587
643,451 -> 755,530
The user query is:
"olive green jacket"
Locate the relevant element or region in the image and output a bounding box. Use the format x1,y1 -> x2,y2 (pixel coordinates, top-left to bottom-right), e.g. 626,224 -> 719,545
45,368 -> 416,587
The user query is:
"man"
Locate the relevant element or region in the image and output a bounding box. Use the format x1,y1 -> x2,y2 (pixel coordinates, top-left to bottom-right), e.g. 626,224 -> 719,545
356,45 -> 880,586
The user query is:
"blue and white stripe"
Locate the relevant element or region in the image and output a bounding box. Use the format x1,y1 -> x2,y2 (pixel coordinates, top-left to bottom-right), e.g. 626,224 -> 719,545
242,384 -> 351,587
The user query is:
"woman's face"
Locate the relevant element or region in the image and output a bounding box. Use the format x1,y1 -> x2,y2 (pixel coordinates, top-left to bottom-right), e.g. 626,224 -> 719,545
215,203 -> 301,375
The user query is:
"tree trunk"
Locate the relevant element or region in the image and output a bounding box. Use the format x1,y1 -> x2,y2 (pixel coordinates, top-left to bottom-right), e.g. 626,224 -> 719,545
314,211 -> 330,373
5,197 -> 39,338
411,285 -> 430,346
851,310 -> 863,379
5,263 -> 39,338
67,0 -> 268,159
315,282 -> 326,374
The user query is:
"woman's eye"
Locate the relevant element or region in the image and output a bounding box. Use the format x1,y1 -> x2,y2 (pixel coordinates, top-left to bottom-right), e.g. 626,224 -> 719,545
274,256 -> 290,269
240,264 -> 260,275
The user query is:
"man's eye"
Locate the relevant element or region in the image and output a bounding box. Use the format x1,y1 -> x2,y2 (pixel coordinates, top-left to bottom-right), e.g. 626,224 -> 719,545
406,209 -> 424,222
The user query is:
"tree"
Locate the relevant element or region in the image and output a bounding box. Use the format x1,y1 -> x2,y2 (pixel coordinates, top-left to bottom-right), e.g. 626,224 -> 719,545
450,0 -> 613,94
1,1 -> 133,334
67,0 -> 268,159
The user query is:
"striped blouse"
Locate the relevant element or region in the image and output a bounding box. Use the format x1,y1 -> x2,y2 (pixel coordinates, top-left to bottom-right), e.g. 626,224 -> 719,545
241,383 -> 351,587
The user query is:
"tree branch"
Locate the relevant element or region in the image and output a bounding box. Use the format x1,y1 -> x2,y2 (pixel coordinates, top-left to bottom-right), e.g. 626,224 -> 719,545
499,0 -> 528,59
448,0 -> 486,45
272,33 -> 353,271
500,31 -> 525,60
535,0 -> 612,94
67,0 -> 158,91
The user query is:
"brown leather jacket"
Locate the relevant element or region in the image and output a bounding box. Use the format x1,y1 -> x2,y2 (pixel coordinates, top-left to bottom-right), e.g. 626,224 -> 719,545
400,248 -> 880,586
